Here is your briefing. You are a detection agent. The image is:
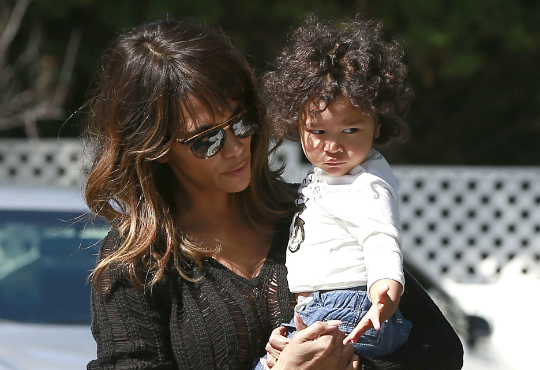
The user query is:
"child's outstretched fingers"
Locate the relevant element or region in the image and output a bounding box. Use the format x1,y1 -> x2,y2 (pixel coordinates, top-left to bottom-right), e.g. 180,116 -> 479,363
370,310 -> 382,331
343,316 -> 373,344
343,284 -> 395,344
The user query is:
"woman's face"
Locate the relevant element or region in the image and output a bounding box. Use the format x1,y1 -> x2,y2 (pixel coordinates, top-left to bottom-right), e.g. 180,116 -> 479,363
162,99 -> 252,198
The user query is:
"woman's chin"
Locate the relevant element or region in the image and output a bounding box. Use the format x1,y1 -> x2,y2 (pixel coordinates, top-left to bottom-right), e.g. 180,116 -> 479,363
222,162 -> 252,193
231,177 -> 252,193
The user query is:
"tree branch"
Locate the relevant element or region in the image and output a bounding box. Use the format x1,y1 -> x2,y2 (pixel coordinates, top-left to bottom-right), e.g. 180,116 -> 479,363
0,0 -> 31,70
52,29 -> 81,109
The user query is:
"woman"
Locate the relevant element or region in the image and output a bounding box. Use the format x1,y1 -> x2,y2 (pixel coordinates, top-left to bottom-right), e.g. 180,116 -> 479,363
84,19 -> 462,370
85,19 -> 358,370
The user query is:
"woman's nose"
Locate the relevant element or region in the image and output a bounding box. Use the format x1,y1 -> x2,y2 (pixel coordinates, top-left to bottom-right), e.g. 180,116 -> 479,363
323,139 -> 343,153
221,128 -> 245,158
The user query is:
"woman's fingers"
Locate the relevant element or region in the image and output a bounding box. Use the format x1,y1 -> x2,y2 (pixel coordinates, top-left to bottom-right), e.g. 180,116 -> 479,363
296,320 -> 343,342
294,312 -> 308,331
260,357 -> 272,370
272,320 -> 358,370
265,326 -> 289,359
314,326 -> 359,370
346,354 -> 361,370
337,331 -> 359,370
264,354 -> 277,369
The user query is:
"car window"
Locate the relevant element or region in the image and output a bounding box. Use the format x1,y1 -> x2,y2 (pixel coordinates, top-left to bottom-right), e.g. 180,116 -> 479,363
0,210 -> 109,324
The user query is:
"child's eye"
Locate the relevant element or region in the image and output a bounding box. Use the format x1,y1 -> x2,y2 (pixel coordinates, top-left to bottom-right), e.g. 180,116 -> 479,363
343,128 -> 359,134
309,129 -> 325,135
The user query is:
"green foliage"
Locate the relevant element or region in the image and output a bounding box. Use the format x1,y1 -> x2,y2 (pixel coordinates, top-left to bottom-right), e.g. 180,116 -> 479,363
5,0 -> 540,163
366,0 -> 540,80
25,0 -> 540,81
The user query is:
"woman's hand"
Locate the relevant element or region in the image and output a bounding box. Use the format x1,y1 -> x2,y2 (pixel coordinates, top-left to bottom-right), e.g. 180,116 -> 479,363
264,326 -> 289,367
264,313 -> 305,365
263,314 -> 360,370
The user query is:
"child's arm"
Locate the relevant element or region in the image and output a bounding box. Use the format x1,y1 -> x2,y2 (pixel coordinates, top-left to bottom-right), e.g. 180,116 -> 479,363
343,278 -> 403,345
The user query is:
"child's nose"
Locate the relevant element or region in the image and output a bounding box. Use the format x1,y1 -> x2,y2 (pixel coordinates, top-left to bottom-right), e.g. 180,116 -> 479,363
323,140 -> 343,153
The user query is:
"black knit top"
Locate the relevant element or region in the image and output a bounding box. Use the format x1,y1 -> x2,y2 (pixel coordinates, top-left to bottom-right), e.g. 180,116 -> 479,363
88,223 -> 463,370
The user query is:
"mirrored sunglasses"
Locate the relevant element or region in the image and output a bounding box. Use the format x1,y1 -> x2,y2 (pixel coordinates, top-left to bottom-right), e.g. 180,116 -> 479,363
175,109 -> 259,159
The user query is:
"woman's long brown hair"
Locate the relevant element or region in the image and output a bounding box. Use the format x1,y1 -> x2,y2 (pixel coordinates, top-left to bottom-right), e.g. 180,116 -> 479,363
84,20 -> 294,290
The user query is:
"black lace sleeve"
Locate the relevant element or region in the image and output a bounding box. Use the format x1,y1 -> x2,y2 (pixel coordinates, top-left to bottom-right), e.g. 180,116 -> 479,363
87,229 -> 176,370
360,270 -> 464,370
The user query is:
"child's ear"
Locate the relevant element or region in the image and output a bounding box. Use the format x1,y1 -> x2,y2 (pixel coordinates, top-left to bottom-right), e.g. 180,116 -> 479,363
374,123 -> 381,139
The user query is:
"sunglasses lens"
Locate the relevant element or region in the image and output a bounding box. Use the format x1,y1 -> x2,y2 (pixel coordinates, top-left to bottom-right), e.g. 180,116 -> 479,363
191,129 -> 225,159
231,116 -> 258,138
186,110 -> 258,159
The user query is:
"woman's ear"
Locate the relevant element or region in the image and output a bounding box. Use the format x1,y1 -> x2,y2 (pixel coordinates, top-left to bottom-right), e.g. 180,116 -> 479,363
156,152 -> 169,163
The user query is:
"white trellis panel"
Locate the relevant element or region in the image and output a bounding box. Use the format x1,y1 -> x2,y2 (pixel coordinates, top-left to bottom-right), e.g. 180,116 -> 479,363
274,142 -> 540,284
0,139 -> 88,188
394,166 -> 540,284
3,139 -> 540,284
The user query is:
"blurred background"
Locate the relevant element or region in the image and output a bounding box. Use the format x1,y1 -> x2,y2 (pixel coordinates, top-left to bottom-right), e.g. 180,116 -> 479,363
2,0 -> 540,165
1,1 -> 539,370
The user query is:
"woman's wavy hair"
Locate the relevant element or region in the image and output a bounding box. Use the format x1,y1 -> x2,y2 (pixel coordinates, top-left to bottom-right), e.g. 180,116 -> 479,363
261,13 -> 413,144
84,20 -> 294,290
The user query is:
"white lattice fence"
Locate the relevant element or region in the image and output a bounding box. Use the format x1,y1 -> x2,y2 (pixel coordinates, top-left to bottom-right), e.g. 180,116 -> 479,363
275,143 -> 540,284
0,139 -> 87,188
394,166 -> 540,283
3,140 -> 540,284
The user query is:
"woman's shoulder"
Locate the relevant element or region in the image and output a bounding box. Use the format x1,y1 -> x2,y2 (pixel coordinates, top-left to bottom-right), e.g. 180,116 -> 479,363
95,227 -> 177,295
97,227 -> 123,260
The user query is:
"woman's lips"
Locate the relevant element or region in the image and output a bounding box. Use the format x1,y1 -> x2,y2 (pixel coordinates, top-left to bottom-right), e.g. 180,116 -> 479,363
224,159 -> 248,175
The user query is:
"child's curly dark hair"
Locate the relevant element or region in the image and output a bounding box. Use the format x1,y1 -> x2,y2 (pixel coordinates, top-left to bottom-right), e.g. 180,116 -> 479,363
261,13 -> 413,145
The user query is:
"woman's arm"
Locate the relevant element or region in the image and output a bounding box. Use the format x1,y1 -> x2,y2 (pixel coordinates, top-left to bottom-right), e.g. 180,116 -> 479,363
87,230 -> 176,370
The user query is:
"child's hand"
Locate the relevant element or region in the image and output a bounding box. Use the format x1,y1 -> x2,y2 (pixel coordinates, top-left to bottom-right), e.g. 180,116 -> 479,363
343,284 -> 394,345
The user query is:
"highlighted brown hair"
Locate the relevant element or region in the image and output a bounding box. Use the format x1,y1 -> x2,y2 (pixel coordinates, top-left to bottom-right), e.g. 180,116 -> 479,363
84,20 -> 294,290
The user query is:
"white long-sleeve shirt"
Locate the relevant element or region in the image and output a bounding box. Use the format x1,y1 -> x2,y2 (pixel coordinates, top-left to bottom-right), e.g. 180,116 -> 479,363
286,150 -> 405,294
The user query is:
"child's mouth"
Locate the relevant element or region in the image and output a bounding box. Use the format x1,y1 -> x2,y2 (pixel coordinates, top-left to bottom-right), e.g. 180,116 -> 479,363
324,161 -> 345,166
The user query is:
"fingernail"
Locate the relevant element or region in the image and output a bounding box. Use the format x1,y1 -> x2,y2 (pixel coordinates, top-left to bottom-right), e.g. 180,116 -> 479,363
326,320 -> 342,327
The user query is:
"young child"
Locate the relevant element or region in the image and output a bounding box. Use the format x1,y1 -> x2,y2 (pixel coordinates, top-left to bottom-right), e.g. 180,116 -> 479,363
259,14 -> 414,365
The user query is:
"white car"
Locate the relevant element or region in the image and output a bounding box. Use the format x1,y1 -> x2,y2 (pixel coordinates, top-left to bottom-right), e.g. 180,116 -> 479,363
0,185 -> 108,370
0,184 -> 494,370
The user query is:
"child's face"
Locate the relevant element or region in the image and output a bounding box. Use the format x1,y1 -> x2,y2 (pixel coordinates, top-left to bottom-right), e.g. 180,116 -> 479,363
299,98 -> 379,177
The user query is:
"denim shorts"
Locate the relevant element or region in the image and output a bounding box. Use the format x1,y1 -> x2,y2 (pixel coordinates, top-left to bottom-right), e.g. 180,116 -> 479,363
284,287 -> 412,359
